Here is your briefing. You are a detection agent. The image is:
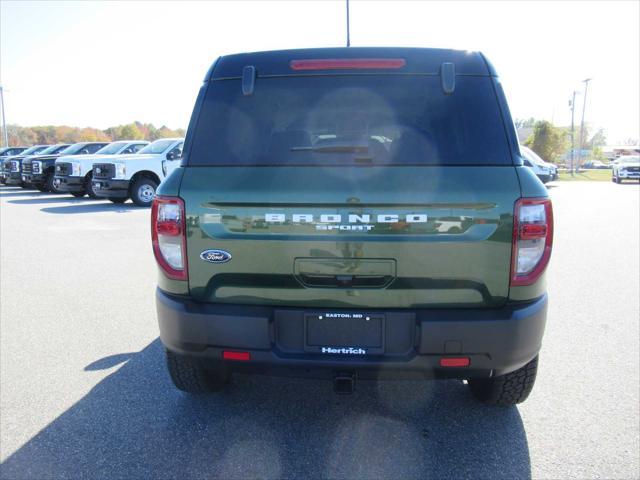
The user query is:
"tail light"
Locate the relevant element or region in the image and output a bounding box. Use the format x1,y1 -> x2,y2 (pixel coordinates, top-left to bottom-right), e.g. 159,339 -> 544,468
151,196 -> 188,280
511,198 -> 553,286
290,58 -> 406,71
10,161 -> 19,172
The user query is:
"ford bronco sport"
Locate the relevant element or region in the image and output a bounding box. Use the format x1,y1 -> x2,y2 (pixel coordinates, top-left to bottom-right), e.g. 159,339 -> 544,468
153,48 -> 552,405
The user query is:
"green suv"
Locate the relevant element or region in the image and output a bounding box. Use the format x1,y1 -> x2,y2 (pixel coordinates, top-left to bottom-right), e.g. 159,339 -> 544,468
152,48 -> 553,405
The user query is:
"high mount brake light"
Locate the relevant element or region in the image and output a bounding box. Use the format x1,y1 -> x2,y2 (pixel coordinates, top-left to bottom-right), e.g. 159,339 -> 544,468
511,198 -> 553,286
151,196 -> 188,280
289,58 -> 406,71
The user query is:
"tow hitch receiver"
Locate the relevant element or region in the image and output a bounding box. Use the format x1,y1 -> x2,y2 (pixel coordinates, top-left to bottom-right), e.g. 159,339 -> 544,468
334,372 -> 356,394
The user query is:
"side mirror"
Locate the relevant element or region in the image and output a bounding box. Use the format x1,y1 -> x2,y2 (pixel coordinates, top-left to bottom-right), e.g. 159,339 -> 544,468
166,151 -> 176,160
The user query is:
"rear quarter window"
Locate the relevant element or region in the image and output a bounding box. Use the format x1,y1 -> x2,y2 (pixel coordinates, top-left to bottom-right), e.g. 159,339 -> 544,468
188,75 -> 512,166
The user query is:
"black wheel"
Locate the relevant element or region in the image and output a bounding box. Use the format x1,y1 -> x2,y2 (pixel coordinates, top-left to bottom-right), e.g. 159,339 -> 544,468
108,197 -> 127,204
86,174 -> 99,199
130,177 -> 158,207
71,191 -> 85,198
468,355 -> 538,406
45,173 -> 59,193
615,176 -> 621,184
166,349 -> 230,393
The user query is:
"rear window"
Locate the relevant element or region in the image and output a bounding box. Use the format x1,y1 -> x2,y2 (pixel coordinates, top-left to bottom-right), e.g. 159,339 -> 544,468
188,75 -> 512,166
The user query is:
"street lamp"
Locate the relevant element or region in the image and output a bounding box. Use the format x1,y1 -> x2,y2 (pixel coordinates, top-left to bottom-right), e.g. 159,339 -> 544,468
577,78 -> 592,169
0,85 -> 8,147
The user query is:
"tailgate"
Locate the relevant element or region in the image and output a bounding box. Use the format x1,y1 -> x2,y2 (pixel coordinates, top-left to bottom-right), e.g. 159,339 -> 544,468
182,165 -> 519,308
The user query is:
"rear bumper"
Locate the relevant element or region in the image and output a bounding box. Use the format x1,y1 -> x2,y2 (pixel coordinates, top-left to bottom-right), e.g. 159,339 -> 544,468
54,175 -> 84,192
157,289 -> 548,379
92,179 -> 129,198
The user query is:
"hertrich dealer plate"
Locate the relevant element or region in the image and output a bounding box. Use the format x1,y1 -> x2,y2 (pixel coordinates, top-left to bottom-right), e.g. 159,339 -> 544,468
304,312 -> 385,355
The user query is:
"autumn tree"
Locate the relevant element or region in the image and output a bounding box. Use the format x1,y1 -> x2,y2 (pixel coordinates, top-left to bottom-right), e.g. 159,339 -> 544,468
524,120 -> 568,163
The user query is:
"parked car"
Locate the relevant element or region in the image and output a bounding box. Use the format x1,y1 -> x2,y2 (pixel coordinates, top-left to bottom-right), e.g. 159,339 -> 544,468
22,142 -> 108,193
20,144 -> 71,189
520,146 -> 557,183
153,47 -> 552,406
0,146 -> 28,157
581,160 -> 610,169
2,145 -> 49,186
92,138 -> 183,206
611,155 -> 640,183
54,140 -> 149,198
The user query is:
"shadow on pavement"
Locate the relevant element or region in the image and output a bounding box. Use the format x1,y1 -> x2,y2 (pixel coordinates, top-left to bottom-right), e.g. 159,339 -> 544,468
40,202 -> 142,214
0,339 -> 531,480
8,197 -> 90,205
0,190 -> 55,198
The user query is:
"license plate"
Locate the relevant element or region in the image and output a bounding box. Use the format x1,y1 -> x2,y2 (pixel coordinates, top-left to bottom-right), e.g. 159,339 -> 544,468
305,312 -> 385,355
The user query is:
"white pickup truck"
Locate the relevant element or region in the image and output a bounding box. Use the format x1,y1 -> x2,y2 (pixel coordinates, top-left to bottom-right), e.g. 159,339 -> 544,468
91,138 -> 184,206
54,140 -> 149,198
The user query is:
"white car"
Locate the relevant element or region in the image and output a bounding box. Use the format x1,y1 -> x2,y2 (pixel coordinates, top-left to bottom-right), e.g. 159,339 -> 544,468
611,155 -> 640,183
520,146 -> 557,183
54,140 -> 149,198
91,138 -> 184,206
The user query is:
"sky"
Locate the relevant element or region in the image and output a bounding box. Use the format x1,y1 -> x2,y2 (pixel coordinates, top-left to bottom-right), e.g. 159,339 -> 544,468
1,0 -> 639,144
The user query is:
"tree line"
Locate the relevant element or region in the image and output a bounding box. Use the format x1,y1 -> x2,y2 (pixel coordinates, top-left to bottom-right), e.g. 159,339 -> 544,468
3,121 -> 186,146
515,118 -> 610,164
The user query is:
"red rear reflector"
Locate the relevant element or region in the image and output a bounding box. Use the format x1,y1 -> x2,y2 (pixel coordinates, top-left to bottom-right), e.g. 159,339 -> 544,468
520,223 -> 547,239
223,351 -> 251,361
440,357 -> 470,367
290,58 -> 406,71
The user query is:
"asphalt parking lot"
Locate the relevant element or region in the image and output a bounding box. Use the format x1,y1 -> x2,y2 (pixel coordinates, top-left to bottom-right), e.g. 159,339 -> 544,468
0,181 -> 638,480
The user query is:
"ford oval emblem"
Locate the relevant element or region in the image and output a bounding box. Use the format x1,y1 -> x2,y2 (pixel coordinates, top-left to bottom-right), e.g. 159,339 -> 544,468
200,249 -> 232,264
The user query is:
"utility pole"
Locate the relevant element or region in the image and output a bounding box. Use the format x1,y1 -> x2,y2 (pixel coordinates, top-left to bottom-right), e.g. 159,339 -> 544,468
577,77 -> 592,170
346,0 -> 351,47
0,85 -> 8,147
569,91 -> 577,176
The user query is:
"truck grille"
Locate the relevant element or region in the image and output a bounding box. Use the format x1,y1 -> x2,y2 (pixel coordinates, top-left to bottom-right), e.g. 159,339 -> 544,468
56,162 -> 71,176
627,166 -> 640,173
22,161 -> 32,175
93,163 -> 115,179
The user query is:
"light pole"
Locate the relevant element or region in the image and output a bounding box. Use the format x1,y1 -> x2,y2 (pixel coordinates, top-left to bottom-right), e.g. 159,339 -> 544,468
0,85 -> 8,147
346,0 -> 351,47
577,78 -> 592,169
569,90 -> 577,176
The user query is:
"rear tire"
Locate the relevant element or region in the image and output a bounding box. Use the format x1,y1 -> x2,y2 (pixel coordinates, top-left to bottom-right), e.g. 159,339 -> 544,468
108,197 -> 127,204
468,355 -> 538,406
130,177 -> 158,207
166,349 -> 230,393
